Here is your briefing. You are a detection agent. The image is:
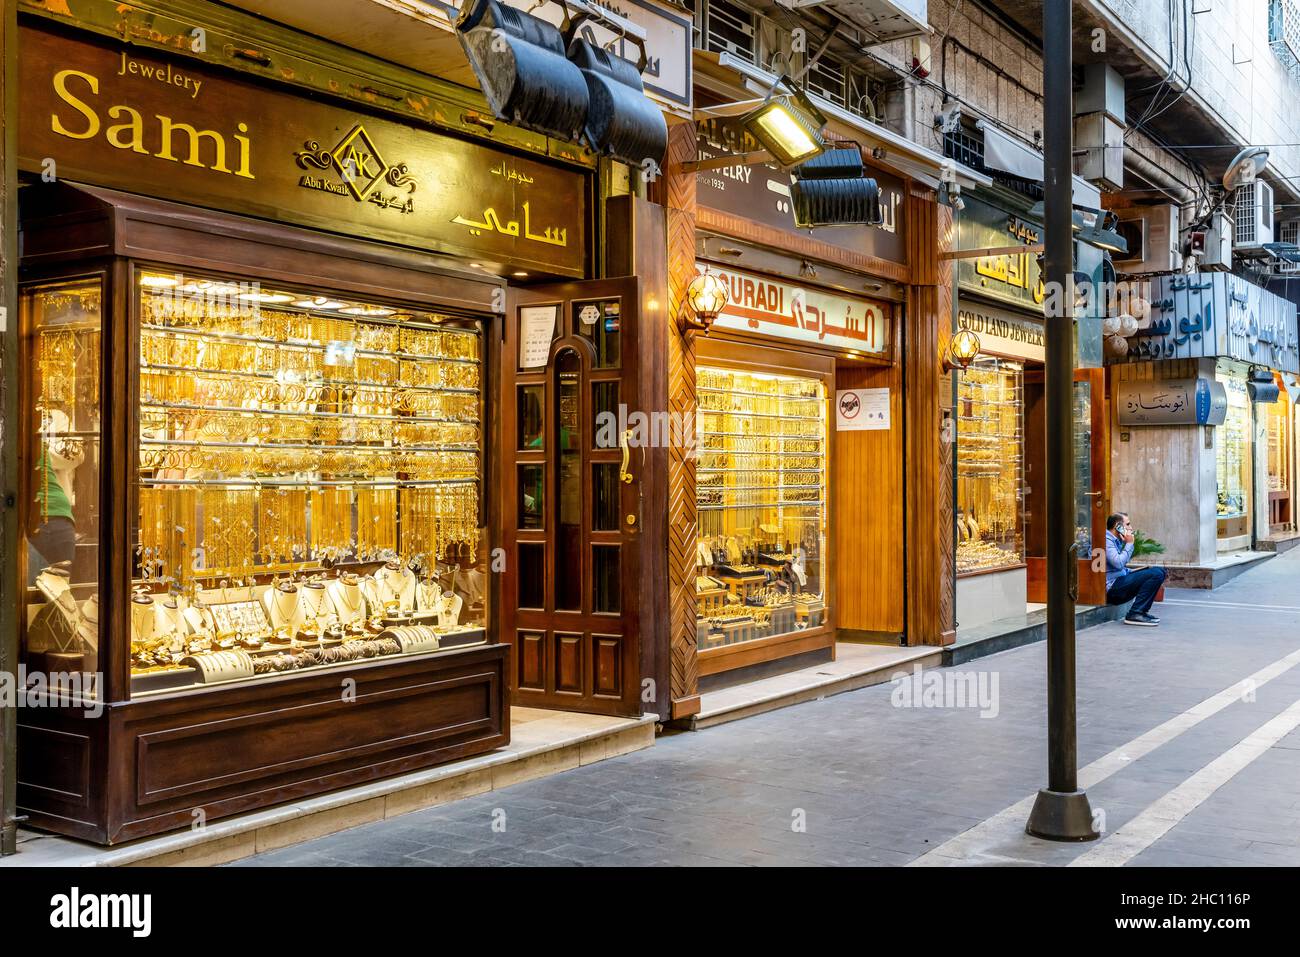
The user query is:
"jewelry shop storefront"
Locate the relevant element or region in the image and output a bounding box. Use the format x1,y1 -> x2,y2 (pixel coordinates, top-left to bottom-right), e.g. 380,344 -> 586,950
688,137 -> 912,685
953,191 -> 1110,628
15,21 -> 592,843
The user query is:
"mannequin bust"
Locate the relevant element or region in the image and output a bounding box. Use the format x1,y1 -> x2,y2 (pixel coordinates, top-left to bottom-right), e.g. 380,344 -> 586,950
263,580 -> 304,636
298,580 -> 334,629
374,561 -> 416,612
130,590 -> 156,643
328,573 -> 367,629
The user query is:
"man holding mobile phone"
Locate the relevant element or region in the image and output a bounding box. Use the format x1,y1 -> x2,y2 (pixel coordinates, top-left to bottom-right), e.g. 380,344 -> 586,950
1105,512 -> 1166,626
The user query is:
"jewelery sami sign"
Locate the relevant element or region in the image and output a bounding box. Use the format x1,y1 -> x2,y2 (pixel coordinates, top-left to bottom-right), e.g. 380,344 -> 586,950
695,262 -> 891,356
1125,273 -> 1300,373
19,26 -> 587,277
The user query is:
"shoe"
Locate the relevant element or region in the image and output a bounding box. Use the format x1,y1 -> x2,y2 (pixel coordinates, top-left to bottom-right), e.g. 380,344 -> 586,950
1124,613 -> 1159,627
1146,614 -> 1161,623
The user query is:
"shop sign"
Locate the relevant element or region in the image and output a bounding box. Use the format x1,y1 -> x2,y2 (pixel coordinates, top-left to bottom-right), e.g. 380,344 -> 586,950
956,300 -> 1044,362
955,194 -> 1045,312
1128,273 -> 1300,373
836,388 -> 890,431
693,132 -> 907,265
1116,377 -> 1228,426
508,0 -> 692,113
695,262 -> 891,356
19,26 -> 588,277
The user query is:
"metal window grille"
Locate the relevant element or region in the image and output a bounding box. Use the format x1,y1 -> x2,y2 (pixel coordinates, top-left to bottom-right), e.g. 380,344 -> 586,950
1270,0 -> 1300,78
705,0 -> 756,63
805,55 -> 846,108
943,124 -> 984,170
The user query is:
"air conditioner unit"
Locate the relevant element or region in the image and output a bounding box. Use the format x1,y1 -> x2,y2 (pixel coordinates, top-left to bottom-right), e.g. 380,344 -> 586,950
1112,205 -> 1180,274
1200,210 -> 1234,270
1234,180 -> 1275,249
1277,220 -> 1300,273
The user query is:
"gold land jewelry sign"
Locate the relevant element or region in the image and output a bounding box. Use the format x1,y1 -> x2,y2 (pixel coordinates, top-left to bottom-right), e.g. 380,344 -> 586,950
18,26 -> 587,277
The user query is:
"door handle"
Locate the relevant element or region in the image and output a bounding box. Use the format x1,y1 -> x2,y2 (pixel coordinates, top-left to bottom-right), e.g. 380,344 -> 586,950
619,429 -> 635,484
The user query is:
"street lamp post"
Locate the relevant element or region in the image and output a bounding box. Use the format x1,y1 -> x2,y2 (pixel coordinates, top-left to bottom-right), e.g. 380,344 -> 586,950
1025,0 -> 1099,842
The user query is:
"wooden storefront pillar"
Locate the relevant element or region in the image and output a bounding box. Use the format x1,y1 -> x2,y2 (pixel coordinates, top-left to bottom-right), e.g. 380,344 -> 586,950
662,120 -> 701,719
905,190 -> 956,646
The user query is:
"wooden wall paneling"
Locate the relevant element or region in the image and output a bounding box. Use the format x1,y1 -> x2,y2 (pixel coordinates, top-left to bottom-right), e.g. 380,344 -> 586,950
935,204 -> 956,644
903,190 -> 950,646
663,121 -> 701,719
834,360 -> 905,635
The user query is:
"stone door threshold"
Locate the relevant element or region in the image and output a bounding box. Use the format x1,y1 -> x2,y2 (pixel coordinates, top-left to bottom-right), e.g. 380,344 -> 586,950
691,643 -> 942,730
3,708 -> 655,868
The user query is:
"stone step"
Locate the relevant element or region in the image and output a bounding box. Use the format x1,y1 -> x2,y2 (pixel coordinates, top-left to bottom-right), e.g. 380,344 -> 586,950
2,708 -> 656,868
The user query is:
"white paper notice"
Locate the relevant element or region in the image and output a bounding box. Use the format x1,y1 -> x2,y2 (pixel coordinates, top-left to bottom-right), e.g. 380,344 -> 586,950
519,305 -> 558,369
836,388 -> 890,431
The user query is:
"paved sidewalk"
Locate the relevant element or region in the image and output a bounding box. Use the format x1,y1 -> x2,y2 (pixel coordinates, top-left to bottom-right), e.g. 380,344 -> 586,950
235,552 -> 1300,867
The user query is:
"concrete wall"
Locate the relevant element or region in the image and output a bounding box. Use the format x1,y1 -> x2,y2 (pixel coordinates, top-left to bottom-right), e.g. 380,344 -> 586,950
1110,359 -> 1218,565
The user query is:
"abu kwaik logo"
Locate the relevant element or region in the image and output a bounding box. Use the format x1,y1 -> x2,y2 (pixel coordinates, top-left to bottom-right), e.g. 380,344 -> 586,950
294,124 -> 417,211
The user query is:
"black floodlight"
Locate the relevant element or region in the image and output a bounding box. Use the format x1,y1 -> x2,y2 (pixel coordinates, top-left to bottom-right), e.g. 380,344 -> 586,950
455,0 -> 589,143
566,27 -> 667,169
790,147 -> 882,228
1248,367 -> 1281,403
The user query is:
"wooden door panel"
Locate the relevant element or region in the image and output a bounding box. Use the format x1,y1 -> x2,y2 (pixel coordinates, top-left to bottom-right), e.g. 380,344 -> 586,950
501,279 -> 643,715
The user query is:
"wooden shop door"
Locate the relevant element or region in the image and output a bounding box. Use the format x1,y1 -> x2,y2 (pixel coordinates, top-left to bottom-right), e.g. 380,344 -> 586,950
501,278 -> 644,716
1028,366 -> 1109,605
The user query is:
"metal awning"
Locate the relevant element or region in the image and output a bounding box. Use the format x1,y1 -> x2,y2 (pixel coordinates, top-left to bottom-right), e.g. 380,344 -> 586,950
975,119 -> 1043,182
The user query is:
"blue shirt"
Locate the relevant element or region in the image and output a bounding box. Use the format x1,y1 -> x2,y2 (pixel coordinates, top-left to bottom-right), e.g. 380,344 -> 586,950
1106,531 -> 1134,589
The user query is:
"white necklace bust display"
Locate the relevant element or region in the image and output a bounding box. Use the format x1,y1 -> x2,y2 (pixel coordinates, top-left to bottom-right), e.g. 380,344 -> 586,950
298,581 -> 334,628
375,562 -> 416,610
264,581 -> 304,635
328,575 -> 367,627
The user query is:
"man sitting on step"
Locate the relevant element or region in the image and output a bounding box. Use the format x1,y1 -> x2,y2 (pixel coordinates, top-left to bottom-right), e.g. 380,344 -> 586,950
1105,512 -> 1166,627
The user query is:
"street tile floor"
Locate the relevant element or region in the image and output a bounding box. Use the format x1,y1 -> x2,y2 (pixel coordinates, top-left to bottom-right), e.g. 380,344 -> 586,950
235,551 -> 1300,867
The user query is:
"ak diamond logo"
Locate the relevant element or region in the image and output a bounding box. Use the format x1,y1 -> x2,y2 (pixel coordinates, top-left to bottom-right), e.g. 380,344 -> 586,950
328,125 -> 386,200
294,125 -> 418,208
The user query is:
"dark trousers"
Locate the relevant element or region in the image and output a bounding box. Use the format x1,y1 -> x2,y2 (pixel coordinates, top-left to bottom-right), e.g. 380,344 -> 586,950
1107,566 -> 1166,615
28,516 -> 76,586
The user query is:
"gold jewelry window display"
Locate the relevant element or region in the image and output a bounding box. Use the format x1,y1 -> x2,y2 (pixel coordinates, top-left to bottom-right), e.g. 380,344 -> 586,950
956,357 -> 1026,574
694,367 -> 828,650
131,270 -> 487,687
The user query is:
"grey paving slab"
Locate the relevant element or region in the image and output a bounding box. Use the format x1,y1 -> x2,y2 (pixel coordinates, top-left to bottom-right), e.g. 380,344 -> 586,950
232,550 -> 1300,868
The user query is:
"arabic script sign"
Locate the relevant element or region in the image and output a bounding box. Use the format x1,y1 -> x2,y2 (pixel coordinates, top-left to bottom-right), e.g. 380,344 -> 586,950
18,26 -> 587,277
1127,273 -> 1299,373
956,194 -> 1044,313
1116,377 -> 1228,426
695,262 -> 891,356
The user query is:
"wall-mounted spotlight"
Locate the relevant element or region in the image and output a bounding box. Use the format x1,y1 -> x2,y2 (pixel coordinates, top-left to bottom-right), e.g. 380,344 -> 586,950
741,84 -> 827,168
1247,367 -> 1281,403
683,270 -> 730,333
455,0 -> 666,170
684,75 -> 828,174
943,328 -> 982,373
565,14 -> 666,168
791,147 -> 882,229
1028,201 -> 1127,254
455,0 -> 589,143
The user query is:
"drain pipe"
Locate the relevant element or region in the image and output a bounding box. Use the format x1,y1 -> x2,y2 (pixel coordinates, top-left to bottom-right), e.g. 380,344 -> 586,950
1124,147 -> 1198,207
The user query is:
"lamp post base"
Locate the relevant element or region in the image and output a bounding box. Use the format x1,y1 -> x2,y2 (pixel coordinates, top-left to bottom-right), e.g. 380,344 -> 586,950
1025,788 -> 1100,842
